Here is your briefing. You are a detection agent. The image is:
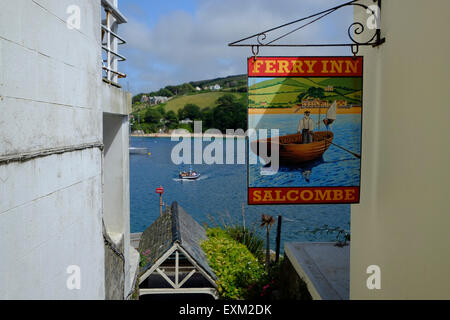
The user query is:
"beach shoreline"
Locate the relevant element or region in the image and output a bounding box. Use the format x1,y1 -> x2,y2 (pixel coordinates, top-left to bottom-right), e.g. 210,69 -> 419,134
131,132 -> 246,138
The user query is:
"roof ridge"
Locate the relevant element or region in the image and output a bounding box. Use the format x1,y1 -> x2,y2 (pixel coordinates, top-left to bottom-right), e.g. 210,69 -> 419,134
171,201 -> 181,244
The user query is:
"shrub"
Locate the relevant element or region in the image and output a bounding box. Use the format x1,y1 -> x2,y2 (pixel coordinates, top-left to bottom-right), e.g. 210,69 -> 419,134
225,226 -> 264,262
201,228 -> 266,299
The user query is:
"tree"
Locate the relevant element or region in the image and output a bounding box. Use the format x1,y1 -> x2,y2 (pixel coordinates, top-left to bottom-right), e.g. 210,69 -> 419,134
132,93 -> 144,104
144,107 -> 163,124
201,107 -> 214,131
260,214 -> 275,271
307,87 -> 325,99
165,110 -> 178,129
179,103 -> 202,120
213,94 -> 247,132
297,92 -> 307,103
156,105 -> 166,117
216,94 -> 235,106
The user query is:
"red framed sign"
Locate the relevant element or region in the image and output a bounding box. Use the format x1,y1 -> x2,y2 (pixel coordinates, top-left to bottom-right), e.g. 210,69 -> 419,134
247,56 -> 363,205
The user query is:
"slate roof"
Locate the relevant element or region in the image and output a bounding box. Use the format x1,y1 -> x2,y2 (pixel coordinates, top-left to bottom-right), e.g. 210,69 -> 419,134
138,202 -> 216,280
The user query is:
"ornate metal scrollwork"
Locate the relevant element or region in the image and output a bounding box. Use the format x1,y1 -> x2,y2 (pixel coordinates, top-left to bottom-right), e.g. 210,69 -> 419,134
228,0 -> 385,56
256,33 -> 267,46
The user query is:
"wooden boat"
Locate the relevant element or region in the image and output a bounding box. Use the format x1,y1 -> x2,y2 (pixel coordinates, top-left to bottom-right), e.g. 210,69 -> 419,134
250,131 -> 333,165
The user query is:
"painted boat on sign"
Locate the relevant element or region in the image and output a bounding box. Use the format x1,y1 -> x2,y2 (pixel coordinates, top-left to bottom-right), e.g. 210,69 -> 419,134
250,131 -> 333,165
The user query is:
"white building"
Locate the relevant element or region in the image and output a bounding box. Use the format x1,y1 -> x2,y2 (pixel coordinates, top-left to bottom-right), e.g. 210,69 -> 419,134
208,84 -> 221,91
149,96 -> 169,105
0,0 -> 138,299
350,0 -> 450,299
179,118 -> 194,124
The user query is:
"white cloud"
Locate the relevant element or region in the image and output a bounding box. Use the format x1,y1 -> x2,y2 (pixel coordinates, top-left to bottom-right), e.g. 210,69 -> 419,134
119,0 -> 355,94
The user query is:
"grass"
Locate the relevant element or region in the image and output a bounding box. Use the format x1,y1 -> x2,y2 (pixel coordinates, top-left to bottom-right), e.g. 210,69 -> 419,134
164,91 -> 245,113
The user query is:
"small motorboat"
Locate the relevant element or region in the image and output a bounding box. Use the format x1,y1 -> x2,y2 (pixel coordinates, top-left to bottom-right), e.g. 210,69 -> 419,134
179,168 -> 201,180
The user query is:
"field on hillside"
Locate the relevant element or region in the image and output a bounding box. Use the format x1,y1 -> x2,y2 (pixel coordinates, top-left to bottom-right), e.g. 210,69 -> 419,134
164,92 -> 245,112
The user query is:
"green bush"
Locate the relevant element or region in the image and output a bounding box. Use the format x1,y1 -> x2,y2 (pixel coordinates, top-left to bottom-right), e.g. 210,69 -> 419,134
225,226 -> 264,262
176,123 -> 193,133
201,228 -> 266,300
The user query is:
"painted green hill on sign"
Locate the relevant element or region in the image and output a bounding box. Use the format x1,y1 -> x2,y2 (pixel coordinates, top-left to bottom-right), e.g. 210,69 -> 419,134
248,77 -> 362,108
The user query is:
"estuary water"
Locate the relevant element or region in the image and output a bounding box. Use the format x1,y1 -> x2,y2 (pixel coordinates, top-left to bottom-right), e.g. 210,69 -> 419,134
130,136 -> 350,249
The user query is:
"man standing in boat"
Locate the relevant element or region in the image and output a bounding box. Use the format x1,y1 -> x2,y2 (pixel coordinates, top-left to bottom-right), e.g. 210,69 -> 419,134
297,110 -> 315,144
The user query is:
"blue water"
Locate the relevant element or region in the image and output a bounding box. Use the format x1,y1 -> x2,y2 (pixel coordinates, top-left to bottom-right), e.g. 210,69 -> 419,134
130,137 -> 350,249
249,113 -> 361,187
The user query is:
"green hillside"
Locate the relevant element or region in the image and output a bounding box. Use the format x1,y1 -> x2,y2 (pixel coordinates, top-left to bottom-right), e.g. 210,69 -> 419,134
130,74 -> 248,134
190,74 -> 247,90
164,92 -> 245,113
133,74 -> 247,105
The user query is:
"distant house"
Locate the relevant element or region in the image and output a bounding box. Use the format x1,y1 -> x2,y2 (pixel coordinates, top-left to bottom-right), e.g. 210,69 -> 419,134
325,85 -> 334,92
195,86 -> 201,91
140,95 -> 149,103
149,96 -> 169,105
179,118 -> 194,124
206,84 -> 221,91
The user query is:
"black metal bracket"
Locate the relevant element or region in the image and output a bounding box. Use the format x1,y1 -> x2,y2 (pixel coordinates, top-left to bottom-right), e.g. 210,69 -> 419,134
228,0 -> 385,57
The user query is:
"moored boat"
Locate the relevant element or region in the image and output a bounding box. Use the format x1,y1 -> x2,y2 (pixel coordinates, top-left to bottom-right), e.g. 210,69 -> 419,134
250,131 -> 333,165
129,147 -> 148,154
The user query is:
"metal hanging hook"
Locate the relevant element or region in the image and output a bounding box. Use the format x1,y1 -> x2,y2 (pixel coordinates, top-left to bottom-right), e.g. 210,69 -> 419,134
351,44 -> 359,58
251,45 -> 259,61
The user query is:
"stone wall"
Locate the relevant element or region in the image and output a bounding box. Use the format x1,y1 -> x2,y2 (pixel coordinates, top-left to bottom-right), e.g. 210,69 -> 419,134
278,258 -> 312,300
103,224 -> 125,300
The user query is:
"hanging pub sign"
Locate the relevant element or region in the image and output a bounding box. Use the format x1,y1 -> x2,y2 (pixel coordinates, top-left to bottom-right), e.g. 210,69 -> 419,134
247,56 -> 363,204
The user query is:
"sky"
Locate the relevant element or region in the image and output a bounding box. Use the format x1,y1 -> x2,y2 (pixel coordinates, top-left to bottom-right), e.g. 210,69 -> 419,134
117,0 -> 355,94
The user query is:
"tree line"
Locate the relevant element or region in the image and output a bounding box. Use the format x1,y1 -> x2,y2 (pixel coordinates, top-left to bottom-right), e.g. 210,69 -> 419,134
131,94 -> 247,133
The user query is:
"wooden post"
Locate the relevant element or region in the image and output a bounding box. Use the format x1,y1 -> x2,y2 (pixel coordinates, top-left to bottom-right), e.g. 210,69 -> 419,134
155,185 -> 164,217
275,215 -> 282,263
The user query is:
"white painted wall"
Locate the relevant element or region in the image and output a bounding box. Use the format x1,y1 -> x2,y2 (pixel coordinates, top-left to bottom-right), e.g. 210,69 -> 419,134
0,0 -> 133,299
351,0 -> 450,299
103,111 -> 134,297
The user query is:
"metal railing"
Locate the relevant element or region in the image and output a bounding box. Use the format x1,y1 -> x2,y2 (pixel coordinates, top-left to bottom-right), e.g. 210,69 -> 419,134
101,0 -> 127,87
